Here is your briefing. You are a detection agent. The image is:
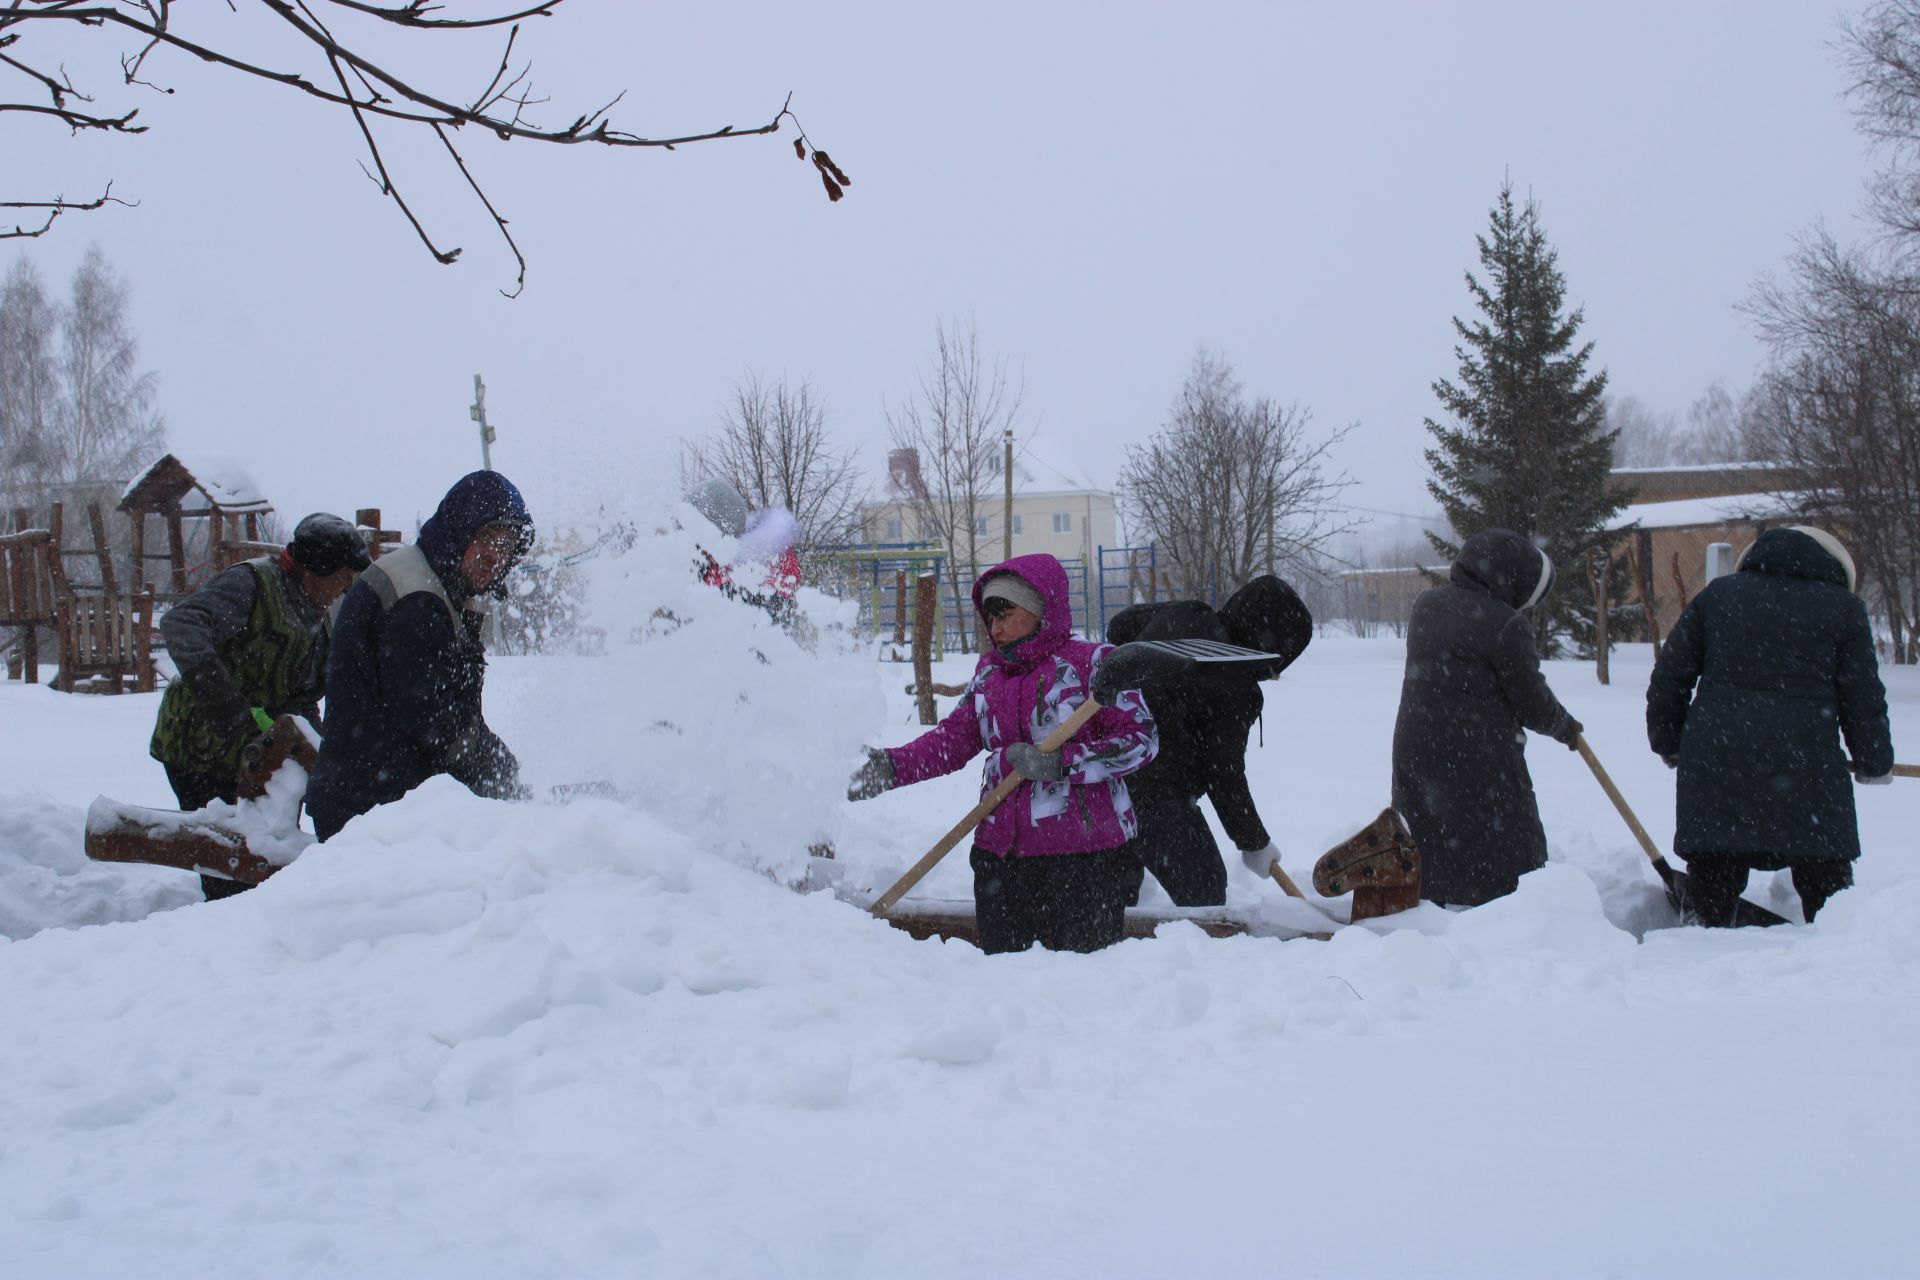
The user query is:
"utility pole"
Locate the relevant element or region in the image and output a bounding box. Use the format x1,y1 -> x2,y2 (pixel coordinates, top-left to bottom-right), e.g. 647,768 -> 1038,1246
467,374 -> 504,652
1002,427 -> 1014,561
469,375 -> 496,472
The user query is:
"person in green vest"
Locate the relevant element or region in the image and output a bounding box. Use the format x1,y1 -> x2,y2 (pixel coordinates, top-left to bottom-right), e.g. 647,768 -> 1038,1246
149,512 -> 370,900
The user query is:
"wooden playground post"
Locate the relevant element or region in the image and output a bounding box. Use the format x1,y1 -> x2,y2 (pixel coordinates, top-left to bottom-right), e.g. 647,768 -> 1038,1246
893,570 -> 908,645
913,572 -> 938,725
87,502 -> 116,596
165,509 -> 187,594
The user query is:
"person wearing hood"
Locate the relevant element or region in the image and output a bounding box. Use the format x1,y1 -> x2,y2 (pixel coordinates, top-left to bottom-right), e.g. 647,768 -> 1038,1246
1391,528 -> 1582,907
1646,526 -> 1893,925
306,471 -> 534,841
149,512 -> 371,899
847,554 -> 1159,954
1104,575 -> 1313,906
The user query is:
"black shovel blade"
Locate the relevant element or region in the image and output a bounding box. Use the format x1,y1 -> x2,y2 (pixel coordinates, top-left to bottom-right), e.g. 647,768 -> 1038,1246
1653,857 -> 1791,928
1092,638 -> 1283,703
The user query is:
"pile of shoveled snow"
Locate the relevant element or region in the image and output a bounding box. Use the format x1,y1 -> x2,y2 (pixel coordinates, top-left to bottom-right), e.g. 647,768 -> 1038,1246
2,783 -> 1917,1277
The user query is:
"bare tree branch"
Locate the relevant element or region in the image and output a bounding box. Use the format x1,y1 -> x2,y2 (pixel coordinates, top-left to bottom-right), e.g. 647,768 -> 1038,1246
2,2 -> 846,286
2,181 -> 133,239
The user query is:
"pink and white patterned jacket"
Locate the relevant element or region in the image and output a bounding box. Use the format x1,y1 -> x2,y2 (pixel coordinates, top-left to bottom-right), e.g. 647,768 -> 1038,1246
886,554 -> 1158,858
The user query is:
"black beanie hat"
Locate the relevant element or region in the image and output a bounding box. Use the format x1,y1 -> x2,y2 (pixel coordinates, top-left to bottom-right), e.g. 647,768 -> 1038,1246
287,512 -> 372,576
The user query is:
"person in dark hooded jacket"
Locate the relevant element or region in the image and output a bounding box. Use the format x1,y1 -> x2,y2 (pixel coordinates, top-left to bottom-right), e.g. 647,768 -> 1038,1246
1105,575 -> 1313,906
306,471 -> 534,841
1391,528 -> 1582,907
1646,526 -> 1893,925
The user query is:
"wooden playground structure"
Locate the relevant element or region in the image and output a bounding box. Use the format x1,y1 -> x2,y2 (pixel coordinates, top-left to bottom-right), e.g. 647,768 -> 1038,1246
5,452 -> 400,693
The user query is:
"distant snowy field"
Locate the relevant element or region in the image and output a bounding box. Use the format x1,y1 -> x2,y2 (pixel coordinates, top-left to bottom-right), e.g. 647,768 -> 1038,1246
3,568 -> 1918,1276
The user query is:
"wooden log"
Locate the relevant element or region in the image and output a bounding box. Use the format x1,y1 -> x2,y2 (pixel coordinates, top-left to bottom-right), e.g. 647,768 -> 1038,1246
84,797 -> 285,884
875,897 -> 1324,946
237,715 -> 319,800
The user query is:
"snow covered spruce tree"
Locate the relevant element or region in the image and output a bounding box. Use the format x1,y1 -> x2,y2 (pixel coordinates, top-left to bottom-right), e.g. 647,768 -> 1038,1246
1423,182 -> 1626,655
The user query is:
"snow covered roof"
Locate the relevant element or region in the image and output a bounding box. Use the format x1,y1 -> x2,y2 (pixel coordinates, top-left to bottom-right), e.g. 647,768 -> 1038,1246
1608,461 -> 1790,476
1606,491 -> 1803,532
119,451 -> 273,515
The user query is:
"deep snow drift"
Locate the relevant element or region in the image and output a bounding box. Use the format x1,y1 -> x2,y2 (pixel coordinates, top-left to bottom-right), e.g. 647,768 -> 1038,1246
2,520 -> 1917,1278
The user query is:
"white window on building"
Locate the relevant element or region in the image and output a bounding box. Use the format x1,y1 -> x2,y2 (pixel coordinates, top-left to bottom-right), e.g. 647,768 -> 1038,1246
884,515 -> 903,540
1012,514 -> 1023,536
1052,512 -> 1072,534
973,515 -> 988,537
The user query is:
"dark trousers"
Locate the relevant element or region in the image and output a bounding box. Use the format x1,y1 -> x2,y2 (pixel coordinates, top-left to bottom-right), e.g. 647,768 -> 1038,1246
1685,851 -> 1853,926
162,762 -> 253,902
969,845 -> 1134,955
1126,790 -> 1227,908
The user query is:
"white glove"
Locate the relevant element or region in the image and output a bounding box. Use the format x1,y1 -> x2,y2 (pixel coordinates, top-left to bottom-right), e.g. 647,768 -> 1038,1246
1240,843 -> 1280,877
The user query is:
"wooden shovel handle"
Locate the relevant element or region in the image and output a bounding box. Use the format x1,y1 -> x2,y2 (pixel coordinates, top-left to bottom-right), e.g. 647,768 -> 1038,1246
1267,862 -> 1308,900
1892,763 -> 1920,779
1573,735 -> 1667,869
870,696 -> 1106,918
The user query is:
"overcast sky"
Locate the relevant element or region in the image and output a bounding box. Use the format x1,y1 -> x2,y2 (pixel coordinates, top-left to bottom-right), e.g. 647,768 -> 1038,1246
4,1 -> 1883,553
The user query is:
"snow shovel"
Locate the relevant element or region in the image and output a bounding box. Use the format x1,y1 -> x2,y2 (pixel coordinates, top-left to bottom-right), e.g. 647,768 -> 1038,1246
868,638 -> 1282,918
1890,764 -> 1920,779
1572,735 -> 1789,928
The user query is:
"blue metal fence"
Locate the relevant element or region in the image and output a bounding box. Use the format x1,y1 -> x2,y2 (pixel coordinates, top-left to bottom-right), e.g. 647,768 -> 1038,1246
1095,544 -> 1158,637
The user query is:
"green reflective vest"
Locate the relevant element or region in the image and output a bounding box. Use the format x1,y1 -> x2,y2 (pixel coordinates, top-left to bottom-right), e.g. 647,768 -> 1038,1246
149,559 -> 324,781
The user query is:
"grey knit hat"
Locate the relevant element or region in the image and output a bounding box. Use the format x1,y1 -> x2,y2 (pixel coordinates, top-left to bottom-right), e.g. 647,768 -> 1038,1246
980,573 -> 1045,620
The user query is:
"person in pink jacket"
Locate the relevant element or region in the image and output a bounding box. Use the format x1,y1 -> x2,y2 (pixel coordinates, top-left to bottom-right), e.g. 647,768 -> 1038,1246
848,554 -> 1158,953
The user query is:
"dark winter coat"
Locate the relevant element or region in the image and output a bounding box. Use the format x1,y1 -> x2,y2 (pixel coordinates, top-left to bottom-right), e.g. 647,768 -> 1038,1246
885,554 -> 1159,858
150,555 -> 327,780
1391,528 -> 1578,907
1646,527 -> 1892,862
1105,576 -> 1314,854
306,472 -> 532,840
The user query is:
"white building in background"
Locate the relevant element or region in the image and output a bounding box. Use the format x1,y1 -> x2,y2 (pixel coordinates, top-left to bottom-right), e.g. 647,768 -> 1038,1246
862,440 -> 1120,575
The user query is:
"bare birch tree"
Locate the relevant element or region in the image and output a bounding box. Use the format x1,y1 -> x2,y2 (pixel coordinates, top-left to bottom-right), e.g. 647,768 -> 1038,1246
884,319 -> 1022,651
1118,350 -> 1358,602
681,373 -> 867,552
0,257 -> 63,513
1,247 -> 163,520
58,247 -> 165,488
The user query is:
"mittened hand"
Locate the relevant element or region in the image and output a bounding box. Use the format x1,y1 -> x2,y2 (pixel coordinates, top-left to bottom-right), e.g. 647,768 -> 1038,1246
1005,742 -> 1063,782
1240,843 -> 1281,877
1857,771 -> 1893,786
847,748 -> 895,801
1553,716 -> 1584,750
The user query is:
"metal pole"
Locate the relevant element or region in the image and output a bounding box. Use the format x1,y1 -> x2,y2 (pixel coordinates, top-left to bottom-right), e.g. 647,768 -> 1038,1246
1002,427 -> 1014,562
468,375 -> 504,652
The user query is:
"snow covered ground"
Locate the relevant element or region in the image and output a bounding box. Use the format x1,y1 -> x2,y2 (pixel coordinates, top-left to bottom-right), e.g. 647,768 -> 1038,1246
3,545 -> 1918,1276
